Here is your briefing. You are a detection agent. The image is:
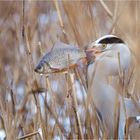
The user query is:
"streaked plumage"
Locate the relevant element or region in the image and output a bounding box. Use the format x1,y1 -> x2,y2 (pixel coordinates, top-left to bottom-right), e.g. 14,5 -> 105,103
34,42 -> 86,74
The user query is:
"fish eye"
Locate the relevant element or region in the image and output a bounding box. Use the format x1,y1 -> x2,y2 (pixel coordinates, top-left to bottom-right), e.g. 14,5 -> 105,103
35,65 -> 44,73
38,66 -> 43,72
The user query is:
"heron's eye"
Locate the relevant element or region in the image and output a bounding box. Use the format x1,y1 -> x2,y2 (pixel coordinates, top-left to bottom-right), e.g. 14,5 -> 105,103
102,44 -> 107,49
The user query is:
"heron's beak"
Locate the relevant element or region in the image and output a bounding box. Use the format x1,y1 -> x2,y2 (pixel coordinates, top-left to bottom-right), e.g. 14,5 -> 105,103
86,47 -> 102,53
86,47 -> 103,57
86,47 -> 111,58
86,46 -> 111,55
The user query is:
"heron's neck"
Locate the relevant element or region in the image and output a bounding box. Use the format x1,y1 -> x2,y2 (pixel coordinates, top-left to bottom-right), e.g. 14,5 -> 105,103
88,62 -> 117,103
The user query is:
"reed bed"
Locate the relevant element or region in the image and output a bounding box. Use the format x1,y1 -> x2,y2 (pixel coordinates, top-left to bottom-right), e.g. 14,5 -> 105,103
0,0 -> 140,139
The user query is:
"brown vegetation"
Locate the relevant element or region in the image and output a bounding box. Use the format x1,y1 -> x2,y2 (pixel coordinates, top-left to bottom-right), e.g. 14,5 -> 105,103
0,0 -> 139,139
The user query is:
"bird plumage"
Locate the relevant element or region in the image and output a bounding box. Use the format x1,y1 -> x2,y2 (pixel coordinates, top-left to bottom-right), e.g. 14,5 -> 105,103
87,35 -> 140,138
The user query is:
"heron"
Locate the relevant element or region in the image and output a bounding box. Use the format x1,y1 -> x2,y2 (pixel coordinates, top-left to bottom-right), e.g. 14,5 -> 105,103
86,35 -> 140,138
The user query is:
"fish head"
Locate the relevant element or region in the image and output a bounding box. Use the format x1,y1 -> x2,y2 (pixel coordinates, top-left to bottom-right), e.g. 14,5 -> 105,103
34,63 -> 44,74
34,62 -> 52,74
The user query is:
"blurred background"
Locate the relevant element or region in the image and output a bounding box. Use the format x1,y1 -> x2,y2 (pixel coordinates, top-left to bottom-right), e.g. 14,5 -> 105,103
0,0 -> 140,139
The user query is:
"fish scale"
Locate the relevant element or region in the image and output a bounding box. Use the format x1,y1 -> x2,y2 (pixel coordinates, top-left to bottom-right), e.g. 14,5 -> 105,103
48,48 -> 82,69
34,42 -> 86,74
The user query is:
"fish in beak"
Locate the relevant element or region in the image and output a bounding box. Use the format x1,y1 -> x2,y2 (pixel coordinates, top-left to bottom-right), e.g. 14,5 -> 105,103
85,42 -> 111,57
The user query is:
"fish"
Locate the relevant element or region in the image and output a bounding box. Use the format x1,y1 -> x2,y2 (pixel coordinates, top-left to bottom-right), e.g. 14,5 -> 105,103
34,41 -> 87,75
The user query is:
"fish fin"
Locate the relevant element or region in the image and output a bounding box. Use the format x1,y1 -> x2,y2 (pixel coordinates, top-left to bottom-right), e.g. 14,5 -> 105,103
52,41 -> 77,50
50,42 -> 55,52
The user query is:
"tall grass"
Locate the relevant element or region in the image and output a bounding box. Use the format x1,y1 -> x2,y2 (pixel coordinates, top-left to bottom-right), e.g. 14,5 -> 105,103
0,0 -> 139,139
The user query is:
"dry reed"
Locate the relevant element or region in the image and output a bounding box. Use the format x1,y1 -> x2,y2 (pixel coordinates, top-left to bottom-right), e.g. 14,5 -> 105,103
0,0 -> 139,139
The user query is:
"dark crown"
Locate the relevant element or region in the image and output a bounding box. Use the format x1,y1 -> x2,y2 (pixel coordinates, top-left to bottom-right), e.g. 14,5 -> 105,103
98,36 -> 125,44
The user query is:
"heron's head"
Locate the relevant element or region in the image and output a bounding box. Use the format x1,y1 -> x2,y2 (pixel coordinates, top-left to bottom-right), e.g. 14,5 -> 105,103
86,35 -> 125,57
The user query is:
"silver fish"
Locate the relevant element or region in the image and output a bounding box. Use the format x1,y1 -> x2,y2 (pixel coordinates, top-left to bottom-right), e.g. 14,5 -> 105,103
34,42 -> 86,74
